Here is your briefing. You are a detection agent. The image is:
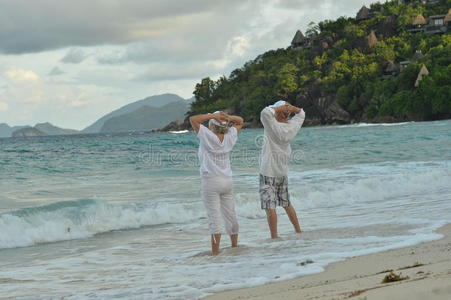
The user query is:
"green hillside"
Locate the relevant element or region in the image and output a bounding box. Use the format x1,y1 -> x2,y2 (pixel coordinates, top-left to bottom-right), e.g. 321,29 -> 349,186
189,0 -> 451,125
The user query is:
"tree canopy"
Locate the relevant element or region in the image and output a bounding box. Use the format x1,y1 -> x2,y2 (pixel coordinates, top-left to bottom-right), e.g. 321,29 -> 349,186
190,0 -> 451,124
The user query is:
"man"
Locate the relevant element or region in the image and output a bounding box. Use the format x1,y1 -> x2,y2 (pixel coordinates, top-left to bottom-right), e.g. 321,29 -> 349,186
259,100 -> 306,239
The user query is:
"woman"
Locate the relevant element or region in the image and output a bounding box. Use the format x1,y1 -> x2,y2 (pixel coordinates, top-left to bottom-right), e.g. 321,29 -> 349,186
189,111 -> 244,255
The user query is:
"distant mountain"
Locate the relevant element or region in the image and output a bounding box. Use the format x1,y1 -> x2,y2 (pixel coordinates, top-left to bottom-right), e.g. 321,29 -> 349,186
3,93 -> 192,137
0,123 -> 29,138
83,93 -> 187,133
35,122 -> 79,135
12,127 -> 46,137
100,100 -> 188,133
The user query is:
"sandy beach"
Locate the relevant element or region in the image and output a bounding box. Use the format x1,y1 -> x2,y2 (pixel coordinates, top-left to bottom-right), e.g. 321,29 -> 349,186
206,224 -> 451,300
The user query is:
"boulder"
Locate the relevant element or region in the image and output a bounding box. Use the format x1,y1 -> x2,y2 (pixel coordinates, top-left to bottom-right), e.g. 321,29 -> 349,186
294,84 -> 351,125
160,116 -> 191,132
378,15 -> 398,38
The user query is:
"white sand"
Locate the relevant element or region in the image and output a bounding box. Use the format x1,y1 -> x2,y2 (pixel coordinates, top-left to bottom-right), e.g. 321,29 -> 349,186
206,224 -> 451,300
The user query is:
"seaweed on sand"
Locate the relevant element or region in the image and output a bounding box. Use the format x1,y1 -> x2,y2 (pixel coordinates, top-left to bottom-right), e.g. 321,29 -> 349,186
381,271 -> 409,283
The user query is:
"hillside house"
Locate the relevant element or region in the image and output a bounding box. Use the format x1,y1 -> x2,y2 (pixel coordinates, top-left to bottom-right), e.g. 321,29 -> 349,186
407,9 -> 451,33
291,30 -> 312,49
415,64 -> 430,87
356,6 -> 372,21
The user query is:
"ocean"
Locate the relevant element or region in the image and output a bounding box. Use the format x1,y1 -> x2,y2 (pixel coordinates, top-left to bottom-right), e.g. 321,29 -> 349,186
1,120 -> 450,299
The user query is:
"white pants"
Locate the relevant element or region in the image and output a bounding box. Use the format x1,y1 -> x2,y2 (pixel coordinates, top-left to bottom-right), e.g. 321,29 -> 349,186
201,176 -> 239,235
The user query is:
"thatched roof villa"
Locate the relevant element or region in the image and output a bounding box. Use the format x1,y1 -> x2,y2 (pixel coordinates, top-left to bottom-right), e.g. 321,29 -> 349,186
291,30 -> 311,49
415,64 -> 430,87
356,6 -> 371,21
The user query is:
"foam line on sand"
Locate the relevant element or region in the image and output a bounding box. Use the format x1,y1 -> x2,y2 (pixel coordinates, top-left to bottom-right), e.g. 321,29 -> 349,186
206,224 -> 451,300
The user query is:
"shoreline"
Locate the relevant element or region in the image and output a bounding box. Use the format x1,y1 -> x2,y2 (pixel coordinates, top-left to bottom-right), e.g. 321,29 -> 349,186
2,119 -> 449,139
160,118 -> 450,132
206,223 -> 451,300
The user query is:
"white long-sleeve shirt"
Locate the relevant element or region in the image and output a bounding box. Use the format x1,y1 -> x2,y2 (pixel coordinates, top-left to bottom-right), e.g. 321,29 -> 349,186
259,107 -> 305,177
197,124 -> 238,177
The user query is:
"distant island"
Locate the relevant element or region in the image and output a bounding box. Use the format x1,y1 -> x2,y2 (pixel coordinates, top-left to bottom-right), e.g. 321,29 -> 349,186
0,123 -> 29,138
1,122 -> 79,138
1,94 -> 193,138
12,127 -> 47,137
180,0 -> 450,129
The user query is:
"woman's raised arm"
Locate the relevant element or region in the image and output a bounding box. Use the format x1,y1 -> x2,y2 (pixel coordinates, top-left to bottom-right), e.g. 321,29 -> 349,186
226,115 -> 244,132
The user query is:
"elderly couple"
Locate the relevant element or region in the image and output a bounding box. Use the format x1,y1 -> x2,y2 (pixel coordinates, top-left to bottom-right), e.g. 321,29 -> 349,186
190,101 -> 305,255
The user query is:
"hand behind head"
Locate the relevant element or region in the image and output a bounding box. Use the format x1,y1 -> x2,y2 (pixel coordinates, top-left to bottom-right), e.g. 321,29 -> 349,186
213,112 -> 228,123
275,111 -> 289,123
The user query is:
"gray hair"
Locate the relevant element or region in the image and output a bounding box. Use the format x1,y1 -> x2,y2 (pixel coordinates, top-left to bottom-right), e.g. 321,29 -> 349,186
208,119 -> 229,134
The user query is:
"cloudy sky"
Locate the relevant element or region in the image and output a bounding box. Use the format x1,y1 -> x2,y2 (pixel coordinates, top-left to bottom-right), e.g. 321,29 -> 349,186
0,0 -> 376,130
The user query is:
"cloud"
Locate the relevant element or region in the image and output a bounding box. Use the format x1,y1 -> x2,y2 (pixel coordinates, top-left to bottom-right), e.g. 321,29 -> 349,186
5,67 -> 39,82
136,62 -> 221,81
48,66 -> 65,76
67,98 -> 89,107
60,48 -> 88,64
0,102 -> 8,111
0,0 -> 249,54
0,65 -> 130,129
133,35 -> 253,81
95,7 -> 261,66
276,0 -> 368,11
0,0 -> 381,129
1,66 -> 91,110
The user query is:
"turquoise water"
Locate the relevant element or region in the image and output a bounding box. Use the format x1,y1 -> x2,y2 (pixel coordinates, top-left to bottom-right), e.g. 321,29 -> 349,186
0,120 -> 450,299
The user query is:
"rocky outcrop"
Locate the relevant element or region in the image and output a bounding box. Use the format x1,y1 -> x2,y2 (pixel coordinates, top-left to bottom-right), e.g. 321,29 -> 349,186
161,84 -> 353,131
12,127 -> 46,137
377,15 -> 398,38
305,34 -> 339,59
160,117 -> 191,132
294,83 -> 351,126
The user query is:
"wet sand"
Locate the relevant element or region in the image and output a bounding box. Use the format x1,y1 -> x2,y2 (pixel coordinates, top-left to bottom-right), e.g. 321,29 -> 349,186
206,224 -> 451,300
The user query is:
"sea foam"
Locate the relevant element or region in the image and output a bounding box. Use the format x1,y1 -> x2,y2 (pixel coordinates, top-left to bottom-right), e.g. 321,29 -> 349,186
1,161 -> 449,249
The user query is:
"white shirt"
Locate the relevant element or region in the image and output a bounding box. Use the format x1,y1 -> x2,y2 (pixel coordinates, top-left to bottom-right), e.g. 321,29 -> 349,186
197,124 -> 238,177
259,107 -> 305,177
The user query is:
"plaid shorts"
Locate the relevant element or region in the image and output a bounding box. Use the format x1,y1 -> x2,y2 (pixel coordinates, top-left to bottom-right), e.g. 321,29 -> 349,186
259,174 -> 290,209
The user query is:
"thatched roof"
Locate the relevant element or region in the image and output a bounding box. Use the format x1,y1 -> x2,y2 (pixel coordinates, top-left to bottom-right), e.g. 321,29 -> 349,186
385,61 -> 400,73
291,30 -> 306,45
444,9 -> 451,23
356,6 -> 371,21
412,15 -> 426,25
415,64 -> 429,88
366,31 -> 378,49
411,50 -> 423,62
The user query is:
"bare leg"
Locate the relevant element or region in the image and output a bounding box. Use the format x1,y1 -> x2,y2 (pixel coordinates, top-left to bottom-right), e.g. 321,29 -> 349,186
230,234 -> 238,248
284,205 -> 302,233
265,209 -> 278,239
211,233 -> 221,255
